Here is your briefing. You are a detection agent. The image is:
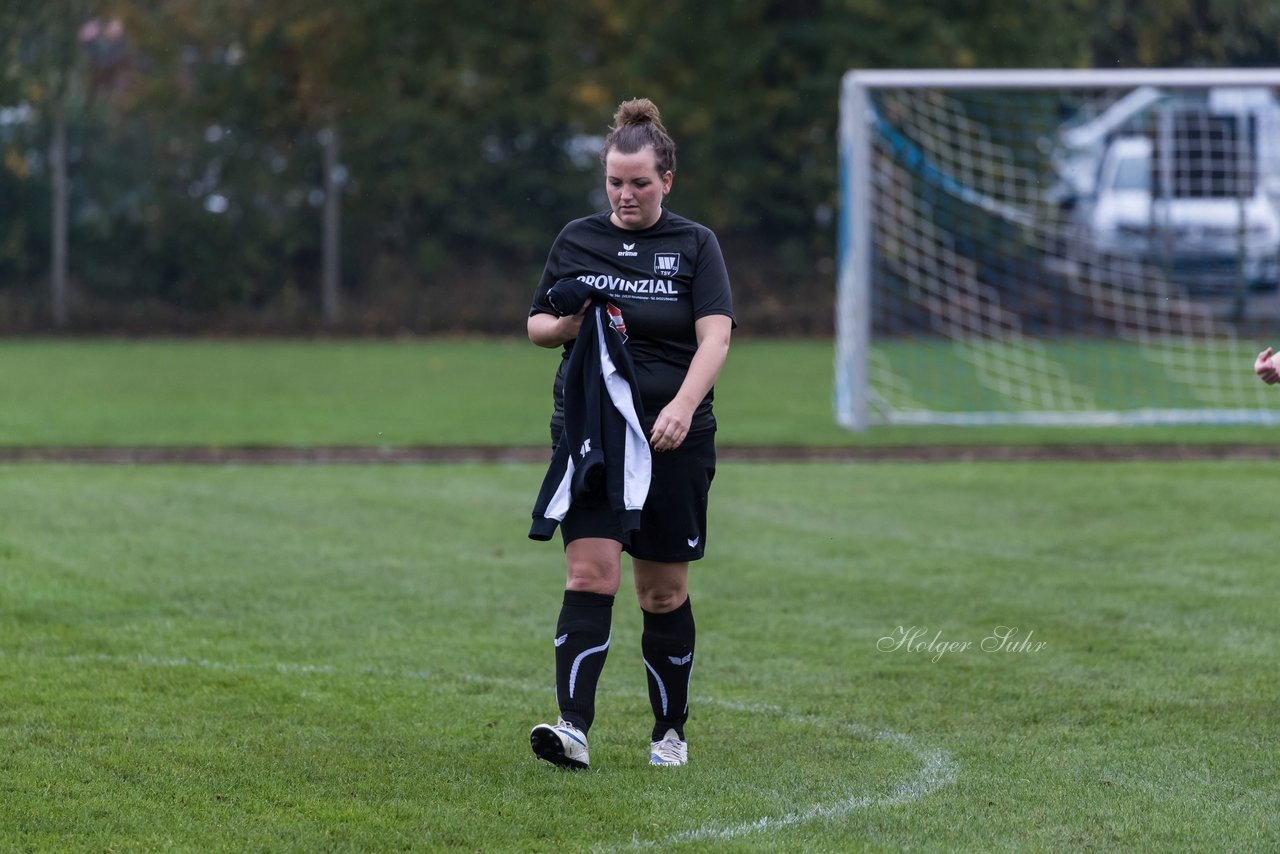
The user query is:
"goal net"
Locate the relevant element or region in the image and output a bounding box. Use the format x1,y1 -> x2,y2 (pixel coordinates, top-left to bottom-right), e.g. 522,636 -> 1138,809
836,68 -> 1280,428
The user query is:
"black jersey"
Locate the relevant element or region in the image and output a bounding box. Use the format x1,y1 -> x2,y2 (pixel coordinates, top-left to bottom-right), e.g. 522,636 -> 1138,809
530,209 -> 736,436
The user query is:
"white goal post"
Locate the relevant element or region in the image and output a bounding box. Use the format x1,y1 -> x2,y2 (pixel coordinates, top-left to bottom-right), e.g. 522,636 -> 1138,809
836,68 -> 1280,428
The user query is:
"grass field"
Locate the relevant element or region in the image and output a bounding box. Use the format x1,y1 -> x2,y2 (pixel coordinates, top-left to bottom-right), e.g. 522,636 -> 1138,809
2,338 -> 1279,851
868,337 -> 1277,416
2,462 -> 1278,851
2,337 -> 1280,447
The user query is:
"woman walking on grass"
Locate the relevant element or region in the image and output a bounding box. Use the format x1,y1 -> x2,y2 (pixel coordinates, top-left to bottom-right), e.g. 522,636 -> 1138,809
525,97 -> 735,770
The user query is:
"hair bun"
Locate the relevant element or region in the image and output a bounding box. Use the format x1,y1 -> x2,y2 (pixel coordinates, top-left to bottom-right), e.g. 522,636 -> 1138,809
601,97 -> 677,175
613,98 -> 667,135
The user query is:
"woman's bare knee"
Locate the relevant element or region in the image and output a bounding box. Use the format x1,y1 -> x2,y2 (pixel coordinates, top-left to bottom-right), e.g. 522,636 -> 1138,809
633,559 -> 688,612
565,538 -> 623,595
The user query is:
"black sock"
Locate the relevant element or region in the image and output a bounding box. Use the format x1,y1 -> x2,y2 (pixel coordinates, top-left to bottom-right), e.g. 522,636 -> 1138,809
554,589 -> 614,734
641,597 -> 695,741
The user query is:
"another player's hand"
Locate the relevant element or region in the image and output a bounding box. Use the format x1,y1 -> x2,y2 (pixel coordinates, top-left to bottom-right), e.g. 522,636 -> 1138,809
1255,346 -> 1280,384
650,399 -> 694,452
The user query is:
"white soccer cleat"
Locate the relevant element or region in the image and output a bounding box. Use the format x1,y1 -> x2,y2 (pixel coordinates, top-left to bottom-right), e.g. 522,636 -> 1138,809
649,728 -> 688,766
530,719 -> 590,770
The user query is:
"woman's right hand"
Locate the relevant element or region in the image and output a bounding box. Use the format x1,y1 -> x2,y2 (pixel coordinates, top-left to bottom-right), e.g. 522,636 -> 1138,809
556,300 -> 589,343
528,300 -> 590,347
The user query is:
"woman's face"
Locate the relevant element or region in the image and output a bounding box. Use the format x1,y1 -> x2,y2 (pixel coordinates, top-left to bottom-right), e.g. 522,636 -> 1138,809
605,146 -> 672,231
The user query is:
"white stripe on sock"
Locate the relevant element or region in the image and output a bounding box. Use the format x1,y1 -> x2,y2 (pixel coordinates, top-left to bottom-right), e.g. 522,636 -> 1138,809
683,658 -> 694,715
642,657 -> 669,716
567,631 -> 611,700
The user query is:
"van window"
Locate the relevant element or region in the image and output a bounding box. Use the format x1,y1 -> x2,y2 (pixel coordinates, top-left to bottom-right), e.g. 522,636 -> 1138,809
1113,155 -> 1150,192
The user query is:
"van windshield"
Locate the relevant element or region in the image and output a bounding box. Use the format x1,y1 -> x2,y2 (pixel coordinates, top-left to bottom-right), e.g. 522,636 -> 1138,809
1113,155 -> 1150,192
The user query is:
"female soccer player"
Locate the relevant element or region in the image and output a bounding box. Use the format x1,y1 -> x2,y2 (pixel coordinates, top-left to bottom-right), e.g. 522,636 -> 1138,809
527,97 -> 735,769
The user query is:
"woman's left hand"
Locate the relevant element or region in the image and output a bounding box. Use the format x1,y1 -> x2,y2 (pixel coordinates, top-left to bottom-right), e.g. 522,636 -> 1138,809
650,400 -> 695,452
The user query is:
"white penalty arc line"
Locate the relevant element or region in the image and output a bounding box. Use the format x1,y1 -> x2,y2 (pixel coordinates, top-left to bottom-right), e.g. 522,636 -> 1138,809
60,653 -> 959,847
463,673 -> 959,847
605,696 -> 958,850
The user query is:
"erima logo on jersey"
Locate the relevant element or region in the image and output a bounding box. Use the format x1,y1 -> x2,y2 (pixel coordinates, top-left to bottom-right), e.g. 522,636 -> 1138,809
579,439 -> 591,457
554,634 -> 568,647
668,653 -> 693,666
618,242 -> 638,257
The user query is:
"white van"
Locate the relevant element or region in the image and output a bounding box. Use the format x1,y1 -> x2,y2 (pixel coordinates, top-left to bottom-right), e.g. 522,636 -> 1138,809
1084,135 -> 1280,292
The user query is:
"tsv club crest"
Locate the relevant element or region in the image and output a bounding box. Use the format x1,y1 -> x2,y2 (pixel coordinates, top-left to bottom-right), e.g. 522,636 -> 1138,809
654,253 -> 680,276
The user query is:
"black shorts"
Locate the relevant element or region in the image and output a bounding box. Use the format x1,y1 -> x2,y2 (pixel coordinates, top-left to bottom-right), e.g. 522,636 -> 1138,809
560,428 -> 717,563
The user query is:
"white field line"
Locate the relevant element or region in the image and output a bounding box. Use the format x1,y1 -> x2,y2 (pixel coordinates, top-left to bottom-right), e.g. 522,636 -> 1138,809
606,697 -> 958,851
57,653 -> 959,847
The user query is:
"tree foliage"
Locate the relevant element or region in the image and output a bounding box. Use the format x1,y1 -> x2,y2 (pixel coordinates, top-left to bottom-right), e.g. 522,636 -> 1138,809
0,0 -> 1273,332
1091,0 -> 1280,68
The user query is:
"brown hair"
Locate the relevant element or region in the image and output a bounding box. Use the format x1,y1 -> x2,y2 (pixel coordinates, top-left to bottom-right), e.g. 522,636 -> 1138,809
601,98 -> 677,175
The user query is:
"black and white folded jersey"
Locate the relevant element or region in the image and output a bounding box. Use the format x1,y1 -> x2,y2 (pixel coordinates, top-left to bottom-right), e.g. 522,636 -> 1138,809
529,299 -> 651,544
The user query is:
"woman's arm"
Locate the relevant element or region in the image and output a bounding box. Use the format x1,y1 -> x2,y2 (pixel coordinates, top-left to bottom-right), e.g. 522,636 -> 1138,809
649,313 -> 733,452
527,303 -> 588,348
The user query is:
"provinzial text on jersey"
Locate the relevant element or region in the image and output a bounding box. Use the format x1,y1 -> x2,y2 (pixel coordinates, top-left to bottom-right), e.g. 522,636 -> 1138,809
579,275 -> 678,295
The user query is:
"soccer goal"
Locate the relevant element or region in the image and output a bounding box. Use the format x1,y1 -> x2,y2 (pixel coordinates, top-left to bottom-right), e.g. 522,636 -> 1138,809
836,68 -> 1280,428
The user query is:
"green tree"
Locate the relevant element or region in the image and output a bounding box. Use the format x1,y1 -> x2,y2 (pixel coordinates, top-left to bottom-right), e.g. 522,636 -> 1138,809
572,0 -> 1096,330
110,0 -> 607,329
5,0 -> 1276,334
113,0 -> 368,325
0,0 -> 115,327
1091,0 -> 1280,67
